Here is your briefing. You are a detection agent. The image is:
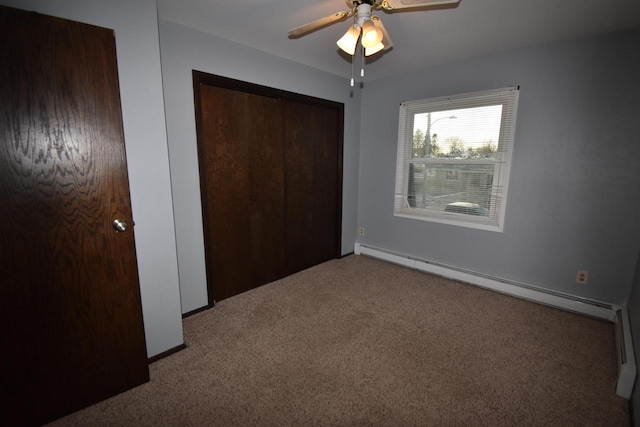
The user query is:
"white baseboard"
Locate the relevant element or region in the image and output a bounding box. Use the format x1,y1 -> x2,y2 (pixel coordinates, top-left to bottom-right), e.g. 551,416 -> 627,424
615,307 -> 637,399
354,243 -> 636,399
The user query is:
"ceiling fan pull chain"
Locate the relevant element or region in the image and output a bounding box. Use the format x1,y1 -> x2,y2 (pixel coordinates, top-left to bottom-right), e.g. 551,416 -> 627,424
350,53 -> 355,87
361,44 -> 365,78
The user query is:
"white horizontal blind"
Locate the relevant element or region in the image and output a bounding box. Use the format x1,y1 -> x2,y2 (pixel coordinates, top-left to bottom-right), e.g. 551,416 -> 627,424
394,86 -> 519,231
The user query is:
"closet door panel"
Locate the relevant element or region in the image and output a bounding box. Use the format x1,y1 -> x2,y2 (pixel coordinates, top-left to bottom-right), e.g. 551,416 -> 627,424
284,101 -> 340,274
198,85 -> 285,302
248,96 -> 286,288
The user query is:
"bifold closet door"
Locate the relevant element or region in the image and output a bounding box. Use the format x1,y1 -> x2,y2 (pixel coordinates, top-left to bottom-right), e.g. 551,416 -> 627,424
284,101 -> 340,275
195,72 -> 343,304
197,84 -> 286,302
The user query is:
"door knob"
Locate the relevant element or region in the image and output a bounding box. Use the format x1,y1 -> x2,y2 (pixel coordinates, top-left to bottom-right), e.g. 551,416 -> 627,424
112,219 -> 128,232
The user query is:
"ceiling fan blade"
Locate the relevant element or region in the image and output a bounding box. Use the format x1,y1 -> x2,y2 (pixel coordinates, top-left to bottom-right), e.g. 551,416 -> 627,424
288,11 -> 351,37
381,0 -> 460,11
371,16 -> 393,50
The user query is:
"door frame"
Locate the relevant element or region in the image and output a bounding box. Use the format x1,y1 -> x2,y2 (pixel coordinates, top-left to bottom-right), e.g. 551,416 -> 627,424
192,71 -> 344,307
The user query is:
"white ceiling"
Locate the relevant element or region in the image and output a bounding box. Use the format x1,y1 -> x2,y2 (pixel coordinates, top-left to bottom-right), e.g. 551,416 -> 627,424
156,0 -> 640,82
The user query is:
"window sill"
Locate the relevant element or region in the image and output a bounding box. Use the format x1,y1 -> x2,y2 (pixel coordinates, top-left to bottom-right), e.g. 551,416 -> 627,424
394,210 -> 503,232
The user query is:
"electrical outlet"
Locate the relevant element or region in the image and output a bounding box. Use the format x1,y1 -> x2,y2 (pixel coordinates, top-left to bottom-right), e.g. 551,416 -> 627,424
576,270 -> 588,285
359,227 -> 365,236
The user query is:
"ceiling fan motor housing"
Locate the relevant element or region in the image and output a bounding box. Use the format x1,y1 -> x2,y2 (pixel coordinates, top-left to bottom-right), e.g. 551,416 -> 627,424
351,0 -> 379,6
355,2 -> 373,26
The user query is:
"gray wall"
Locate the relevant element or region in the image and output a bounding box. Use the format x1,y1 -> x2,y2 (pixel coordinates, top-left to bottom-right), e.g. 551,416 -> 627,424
0,0 -> 184,357
158,20 -> 361,314
357,29 -> 640,304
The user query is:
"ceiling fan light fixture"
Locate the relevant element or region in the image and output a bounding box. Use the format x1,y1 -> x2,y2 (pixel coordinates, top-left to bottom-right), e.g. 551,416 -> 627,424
365,41 -> 385,56
360,19 -> 383,49
290,0 -> 460,85
337,25 -> 361,55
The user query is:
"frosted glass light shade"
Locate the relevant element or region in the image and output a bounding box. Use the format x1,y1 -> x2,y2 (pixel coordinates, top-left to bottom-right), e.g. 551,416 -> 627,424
337,25 -> 360,55
365,42 -> 384,56
361,20 -> 383,49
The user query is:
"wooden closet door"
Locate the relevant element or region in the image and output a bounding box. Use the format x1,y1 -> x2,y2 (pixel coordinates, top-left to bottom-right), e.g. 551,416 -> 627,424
284,101 -> 341,275
0,6 -> 149,425
197,84 -> 286,302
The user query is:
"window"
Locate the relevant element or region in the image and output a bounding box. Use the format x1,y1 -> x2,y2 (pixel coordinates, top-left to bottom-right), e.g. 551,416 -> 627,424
394,87 -> 519,232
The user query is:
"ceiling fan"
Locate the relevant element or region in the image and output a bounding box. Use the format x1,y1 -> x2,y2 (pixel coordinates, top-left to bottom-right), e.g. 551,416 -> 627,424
289,0 -> 460,84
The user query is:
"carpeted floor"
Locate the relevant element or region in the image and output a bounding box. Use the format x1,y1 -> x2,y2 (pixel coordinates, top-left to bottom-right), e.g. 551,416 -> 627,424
50,254 -> 629,426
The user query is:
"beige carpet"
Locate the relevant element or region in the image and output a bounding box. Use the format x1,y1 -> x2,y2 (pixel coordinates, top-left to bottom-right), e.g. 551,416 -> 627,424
50,255 -> 629,426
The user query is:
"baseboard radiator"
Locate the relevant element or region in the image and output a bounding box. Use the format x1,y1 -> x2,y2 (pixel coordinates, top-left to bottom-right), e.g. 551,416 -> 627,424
354,243 -> 636,399
614,308 -> 637,399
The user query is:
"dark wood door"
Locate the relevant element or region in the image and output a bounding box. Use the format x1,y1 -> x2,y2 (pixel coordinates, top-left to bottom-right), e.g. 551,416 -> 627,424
194,73 -> 343,305
284,100 -> 341,274
0,6 -> 149,425
197,84 -> 287,302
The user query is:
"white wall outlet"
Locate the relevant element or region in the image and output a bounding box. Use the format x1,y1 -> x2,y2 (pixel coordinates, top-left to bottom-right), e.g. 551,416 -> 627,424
576,270 -> 588,284
359,227 -> 365,236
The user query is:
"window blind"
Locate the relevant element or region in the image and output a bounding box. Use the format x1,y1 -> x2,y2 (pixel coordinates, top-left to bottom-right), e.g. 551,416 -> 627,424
394,86 -> 519,232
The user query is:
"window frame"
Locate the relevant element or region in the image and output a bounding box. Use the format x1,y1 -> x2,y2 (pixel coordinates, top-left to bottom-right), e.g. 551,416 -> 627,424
394,86 -> 519,232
